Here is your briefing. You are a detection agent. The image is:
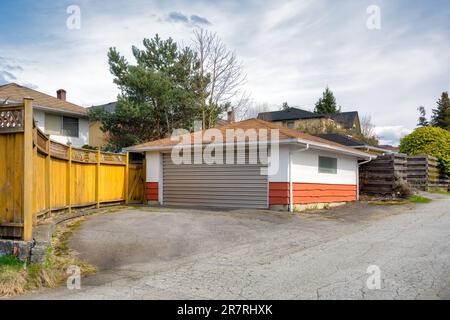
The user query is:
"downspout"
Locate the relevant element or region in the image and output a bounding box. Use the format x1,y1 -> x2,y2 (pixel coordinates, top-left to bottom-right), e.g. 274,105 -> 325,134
289,144 -> 310,213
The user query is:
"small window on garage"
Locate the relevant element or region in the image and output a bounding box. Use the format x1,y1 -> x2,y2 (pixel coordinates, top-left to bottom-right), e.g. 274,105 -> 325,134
318,156 -> 337,174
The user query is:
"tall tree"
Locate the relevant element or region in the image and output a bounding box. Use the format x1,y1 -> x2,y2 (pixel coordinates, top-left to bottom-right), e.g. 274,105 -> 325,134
281,102 -> 290,111
431,92 -> 450,130
417,106 -> 429,127
192,29 -> 246,129
314,87 -> 340,114
88,34 -> 205,151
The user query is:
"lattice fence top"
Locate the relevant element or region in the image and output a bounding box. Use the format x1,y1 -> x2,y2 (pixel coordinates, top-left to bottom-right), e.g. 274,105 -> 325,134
71,148 -> 97,163
0,106 -> 24,133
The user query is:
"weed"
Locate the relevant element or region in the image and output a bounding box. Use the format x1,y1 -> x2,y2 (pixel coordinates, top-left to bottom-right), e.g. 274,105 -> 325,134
0,217 -> 96,297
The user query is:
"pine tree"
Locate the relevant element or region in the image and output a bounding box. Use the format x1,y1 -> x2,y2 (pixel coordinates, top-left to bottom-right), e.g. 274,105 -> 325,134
281,102 -> 290,111
431,92 -> 450,130
314,87 -> 340,114
417,106 -> 429,127
88,34 -> 206,151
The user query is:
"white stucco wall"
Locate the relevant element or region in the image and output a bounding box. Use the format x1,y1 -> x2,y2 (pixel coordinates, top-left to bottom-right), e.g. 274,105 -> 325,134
146,151 -> 162,182
291,148 -> 358,185
268,145 -> 289,182
32,109 -> 89,148
146,151 -> 163,203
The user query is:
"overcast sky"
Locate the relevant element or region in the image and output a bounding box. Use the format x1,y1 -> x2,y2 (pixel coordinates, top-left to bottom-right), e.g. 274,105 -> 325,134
1,0 -> 449,145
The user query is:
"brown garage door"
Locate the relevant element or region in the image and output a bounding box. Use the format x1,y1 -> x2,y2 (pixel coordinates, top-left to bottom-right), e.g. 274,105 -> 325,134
162,153 -> 268,208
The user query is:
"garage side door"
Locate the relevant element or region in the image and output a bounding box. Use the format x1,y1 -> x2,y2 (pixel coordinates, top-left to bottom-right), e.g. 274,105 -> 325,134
163,154 -> 268,208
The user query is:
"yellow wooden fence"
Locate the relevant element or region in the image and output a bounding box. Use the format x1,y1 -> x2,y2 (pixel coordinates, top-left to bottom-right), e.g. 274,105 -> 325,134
0,99 -> 144,241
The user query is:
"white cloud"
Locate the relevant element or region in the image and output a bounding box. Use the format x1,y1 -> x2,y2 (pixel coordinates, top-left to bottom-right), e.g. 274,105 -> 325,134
374,126 -> 413,146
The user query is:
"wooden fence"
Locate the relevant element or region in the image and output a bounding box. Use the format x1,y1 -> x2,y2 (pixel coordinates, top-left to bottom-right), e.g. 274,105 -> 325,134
359,154 -> 408,195
360,154 -> 450,195
407,155 -> 450,191
0,99 -> 145,240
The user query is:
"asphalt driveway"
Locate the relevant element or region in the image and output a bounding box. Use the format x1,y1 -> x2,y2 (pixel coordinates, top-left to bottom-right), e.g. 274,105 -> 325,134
24,194 -> 450,299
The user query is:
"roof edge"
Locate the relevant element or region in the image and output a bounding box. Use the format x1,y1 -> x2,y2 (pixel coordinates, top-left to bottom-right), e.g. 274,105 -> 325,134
127,138 -> 372,159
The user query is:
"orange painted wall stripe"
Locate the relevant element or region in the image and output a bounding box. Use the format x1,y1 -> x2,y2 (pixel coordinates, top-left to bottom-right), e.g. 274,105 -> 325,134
269,182 -> 357,205
145,182 -> 159,201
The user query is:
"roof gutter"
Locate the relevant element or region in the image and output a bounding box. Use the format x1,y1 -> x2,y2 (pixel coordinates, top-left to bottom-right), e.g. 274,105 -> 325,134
352,145 -> 396,154
295,138 -> 372,160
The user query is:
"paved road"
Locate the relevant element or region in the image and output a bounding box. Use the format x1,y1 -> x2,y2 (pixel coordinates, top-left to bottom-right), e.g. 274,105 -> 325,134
24,194 -> 450,299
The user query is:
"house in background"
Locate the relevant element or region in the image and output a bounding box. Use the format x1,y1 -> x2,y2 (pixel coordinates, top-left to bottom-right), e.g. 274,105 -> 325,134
258,107 -> 361,134
87,101 -> 118,148
0,83 -> 102,148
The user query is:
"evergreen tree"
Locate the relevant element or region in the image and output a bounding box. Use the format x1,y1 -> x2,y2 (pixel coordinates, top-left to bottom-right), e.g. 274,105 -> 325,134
417,106 -> 429,127
431,92 -> 450,130
314,87 -> 341,114
281,102 -> 290,111
88,34 -> 207,151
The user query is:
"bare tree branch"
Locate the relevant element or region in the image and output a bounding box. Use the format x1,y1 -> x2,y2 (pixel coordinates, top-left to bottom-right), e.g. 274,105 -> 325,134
193,28 -> 247,128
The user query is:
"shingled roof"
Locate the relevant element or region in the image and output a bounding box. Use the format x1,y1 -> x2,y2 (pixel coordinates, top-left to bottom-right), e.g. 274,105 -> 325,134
0,83 -> 87,117
258,108 -> 317,121
257,107 -> 359,129
127,118 -> 371,159
314,134 -> 365,147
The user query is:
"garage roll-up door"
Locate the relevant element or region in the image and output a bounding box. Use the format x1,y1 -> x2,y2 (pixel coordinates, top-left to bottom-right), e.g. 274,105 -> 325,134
162,153 -> 268,208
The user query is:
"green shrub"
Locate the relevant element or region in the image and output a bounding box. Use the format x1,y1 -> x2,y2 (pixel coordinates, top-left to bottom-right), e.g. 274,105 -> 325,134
399,127 -> 450,175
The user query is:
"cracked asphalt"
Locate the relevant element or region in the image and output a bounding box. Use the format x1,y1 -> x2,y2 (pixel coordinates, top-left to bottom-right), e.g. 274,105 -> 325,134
23,193 -> 450,300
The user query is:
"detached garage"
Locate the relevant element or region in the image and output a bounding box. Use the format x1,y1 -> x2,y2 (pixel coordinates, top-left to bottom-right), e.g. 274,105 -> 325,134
127,119 -> 372,211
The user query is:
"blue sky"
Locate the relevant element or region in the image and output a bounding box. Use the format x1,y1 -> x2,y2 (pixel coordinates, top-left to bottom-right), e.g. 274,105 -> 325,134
1,0 -> 450,145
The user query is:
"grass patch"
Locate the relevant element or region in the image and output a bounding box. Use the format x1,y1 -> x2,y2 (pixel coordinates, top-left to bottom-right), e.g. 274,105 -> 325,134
429,189 -> 450,195
369,195 -> 432,206
0,217 -> 96,298
409,195 -> 432,203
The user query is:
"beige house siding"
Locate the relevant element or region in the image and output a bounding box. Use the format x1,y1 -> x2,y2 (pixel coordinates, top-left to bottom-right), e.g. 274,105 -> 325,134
89,121 -> 109,148
274,118 -> 337,133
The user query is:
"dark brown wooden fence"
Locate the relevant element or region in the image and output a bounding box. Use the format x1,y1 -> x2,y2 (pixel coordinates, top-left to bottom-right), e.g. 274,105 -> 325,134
360,154 -> 450,195
359,154 -> 408,195
407,156 -> 449,191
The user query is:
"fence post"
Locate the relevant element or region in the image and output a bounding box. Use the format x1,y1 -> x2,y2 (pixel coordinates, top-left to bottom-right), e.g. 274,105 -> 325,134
96,149 -> 100,209
142,157 -> 146,204
45,138 -> 51,217
125,152 -> 129,205
67,145 -> 72,214
23,98 -> 34,241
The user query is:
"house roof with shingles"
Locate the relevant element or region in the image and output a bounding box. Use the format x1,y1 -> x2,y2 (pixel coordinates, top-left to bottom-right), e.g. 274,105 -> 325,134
127,118 -> 372,159
258,108 -> 317,121
0,83 -> 88,117
257,107 -> 359,129
326,112 -> 359,129
315,134 -> 365,147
